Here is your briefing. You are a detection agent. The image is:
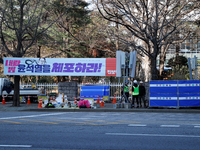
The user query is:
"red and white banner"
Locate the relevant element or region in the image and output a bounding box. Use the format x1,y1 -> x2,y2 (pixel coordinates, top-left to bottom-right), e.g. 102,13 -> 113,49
105,58 -> 116,76
4,57 -> 116,76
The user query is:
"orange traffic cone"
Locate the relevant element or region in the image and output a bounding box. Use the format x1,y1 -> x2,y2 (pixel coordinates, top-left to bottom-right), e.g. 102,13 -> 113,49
81,96 -> 83,101
50,96 -> 52,101
38,98 -> 43,108
27,95 -> 31,105
97,95 -> 100,103
74,97 -> 77,104
53,95 -> 55,101
112,94 -> 116,103
100,97 -> 104,107
2,95 -> 6,105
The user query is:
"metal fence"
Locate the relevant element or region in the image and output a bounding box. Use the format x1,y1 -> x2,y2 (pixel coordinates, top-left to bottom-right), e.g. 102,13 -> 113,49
21,83 -> 58,96
20,82 -> 134,101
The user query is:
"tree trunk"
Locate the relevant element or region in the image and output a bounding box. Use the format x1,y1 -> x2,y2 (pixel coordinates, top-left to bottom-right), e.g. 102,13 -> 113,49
151,56 -> 158,80
61,76 -> 66,82
142,55 -> 152,82
175,43 -> 180,63
159,44 -> 169,80
159,48 -> 166,80
56,76 -> 61,83
159,60 -> 165,80
36,45 -> 41,82
12,75 -> 20,106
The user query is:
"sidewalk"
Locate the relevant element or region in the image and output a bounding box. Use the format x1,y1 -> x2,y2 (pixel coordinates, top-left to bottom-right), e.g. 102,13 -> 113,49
1,102 -> 200,113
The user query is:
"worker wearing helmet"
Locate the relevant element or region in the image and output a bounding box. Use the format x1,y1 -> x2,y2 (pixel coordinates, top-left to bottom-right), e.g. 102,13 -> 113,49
132,80 -> 139,108
121,81 -> 130,102
124,81 -> 130,102
139,81 -> 146,108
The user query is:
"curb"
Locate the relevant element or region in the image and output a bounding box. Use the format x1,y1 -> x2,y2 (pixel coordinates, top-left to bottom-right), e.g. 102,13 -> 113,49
20,108 -> 200,113
2,103 -> 200,113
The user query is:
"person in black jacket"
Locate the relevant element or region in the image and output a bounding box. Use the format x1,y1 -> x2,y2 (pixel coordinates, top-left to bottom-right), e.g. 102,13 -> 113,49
138,81 -> 146,108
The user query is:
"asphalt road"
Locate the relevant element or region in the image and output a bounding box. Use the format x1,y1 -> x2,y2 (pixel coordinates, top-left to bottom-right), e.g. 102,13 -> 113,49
0,111 -> 200,150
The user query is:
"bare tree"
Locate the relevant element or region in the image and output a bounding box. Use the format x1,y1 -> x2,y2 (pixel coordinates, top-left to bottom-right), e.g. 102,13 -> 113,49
0,0 -> 72,106
97,0 -> 200,81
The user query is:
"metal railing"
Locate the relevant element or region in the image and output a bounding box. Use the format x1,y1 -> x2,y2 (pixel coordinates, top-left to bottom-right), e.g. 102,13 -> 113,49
20,82 -> 133,101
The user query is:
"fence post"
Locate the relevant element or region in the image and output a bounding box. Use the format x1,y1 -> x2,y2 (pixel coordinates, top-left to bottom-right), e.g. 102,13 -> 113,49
177,80 -> 179,109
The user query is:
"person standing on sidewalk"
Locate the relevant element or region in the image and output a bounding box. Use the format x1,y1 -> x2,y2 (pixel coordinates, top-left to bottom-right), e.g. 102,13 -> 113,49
138,81 -> 146,108
124,81 -> 130,102
121,81 -> 130,103
132,80 -> 139,108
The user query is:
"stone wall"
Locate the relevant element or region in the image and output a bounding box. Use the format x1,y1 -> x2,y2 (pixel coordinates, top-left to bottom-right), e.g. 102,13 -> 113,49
58,82 -> 78,101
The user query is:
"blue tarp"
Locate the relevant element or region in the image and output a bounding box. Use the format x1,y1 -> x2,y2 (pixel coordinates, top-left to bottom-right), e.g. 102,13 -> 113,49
149,80 -> 200,107
150,93 -> 177,107
80,85 -> 109,101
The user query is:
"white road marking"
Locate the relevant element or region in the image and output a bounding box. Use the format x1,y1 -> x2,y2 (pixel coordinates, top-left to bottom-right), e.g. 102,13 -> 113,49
160,125 -> 180,128
78,117 -> 104,120
105,133 -> 200,138
0,113 -> 67,120
128,124 -> 147,127
193,124 -> 200,126
0,145 -> 32,148
194,126 -> 200,128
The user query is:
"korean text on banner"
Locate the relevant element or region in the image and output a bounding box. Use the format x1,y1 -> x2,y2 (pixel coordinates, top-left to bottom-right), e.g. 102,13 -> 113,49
4,57 -> 117,76
4,57 -> 106,76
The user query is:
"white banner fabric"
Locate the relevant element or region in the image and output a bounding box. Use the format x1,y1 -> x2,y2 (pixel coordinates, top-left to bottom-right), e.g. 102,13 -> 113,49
4,57 -> 106,76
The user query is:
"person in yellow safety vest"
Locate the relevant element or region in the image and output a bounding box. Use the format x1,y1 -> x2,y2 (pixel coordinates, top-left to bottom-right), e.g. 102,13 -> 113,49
132,80 -> 139,108
123,81 -> 129,101
120,81 -> 130,102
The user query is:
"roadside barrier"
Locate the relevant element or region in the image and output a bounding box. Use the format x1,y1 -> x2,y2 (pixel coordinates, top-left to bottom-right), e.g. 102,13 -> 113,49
38,98 -> 43,108
2,95 -> 6,105
100,97 -> 104,107
27,95 -> 31,105
112,94 -> 116,103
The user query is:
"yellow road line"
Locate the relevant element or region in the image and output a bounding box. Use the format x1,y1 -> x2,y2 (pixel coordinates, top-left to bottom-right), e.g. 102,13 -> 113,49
83,120 -> 130,125
83,119 -> 122,125
105,122 -> 121,125
20,119 -> 59,125
51,119 -> 103,125
0,120 -> 22,124
84,120 -> 106,122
